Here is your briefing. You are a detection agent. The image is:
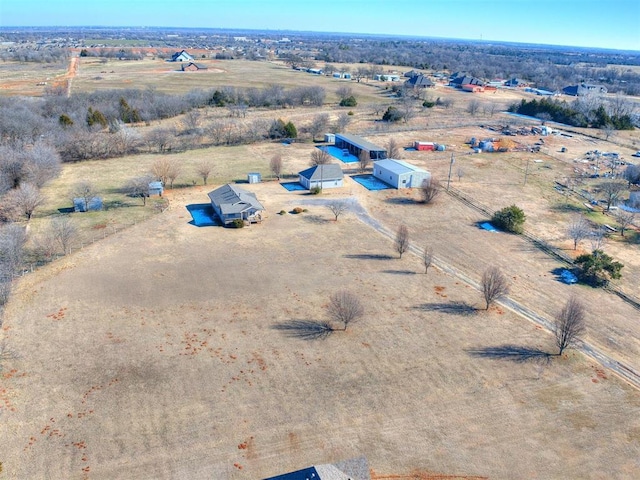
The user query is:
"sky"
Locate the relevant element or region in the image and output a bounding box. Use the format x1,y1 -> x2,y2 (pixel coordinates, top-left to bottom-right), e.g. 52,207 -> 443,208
1,0 -> 639,51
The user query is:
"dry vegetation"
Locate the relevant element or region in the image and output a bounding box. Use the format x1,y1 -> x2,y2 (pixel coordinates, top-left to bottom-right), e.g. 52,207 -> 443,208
1,57 -> 640,479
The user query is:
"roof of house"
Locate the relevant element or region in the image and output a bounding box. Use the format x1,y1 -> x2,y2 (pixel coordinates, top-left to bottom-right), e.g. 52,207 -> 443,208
182,62 -> 207,70
171,50 -> 194,61
404,74 -> 433,88
563,83 -> 607,96
264,457 -> 369,480
450,75 -> 484,86
299,164 -> 344,181
208,184 -> 264,215
374,159 -> 428,175
335,133 -> 386,152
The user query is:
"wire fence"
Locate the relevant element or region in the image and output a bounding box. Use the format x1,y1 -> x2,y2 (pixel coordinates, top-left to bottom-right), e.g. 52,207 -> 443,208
445,185 -> 640,312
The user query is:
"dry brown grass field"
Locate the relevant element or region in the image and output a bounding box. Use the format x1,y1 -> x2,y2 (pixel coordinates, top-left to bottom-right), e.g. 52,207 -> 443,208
1,57 -> 640,479
2,183 -> 639,479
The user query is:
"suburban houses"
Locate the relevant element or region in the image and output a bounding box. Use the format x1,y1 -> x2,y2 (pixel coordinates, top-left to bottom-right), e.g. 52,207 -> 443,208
170,49 -> 194,62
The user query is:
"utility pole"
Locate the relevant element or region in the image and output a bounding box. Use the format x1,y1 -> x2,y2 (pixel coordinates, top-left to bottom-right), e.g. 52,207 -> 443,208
447,153 -> 455,190
524,159 -> 530,185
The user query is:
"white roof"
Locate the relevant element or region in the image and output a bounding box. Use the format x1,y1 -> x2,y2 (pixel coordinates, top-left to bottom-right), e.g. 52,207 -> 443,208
374,159 -> 428,175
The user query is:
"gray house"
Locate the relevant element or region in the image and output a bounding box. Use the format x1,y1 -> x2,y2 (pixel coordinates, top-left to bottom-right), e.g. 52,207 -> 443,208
208,184 -> 264,225
404,74 -> 434,89
562,83 -> 608,96
373,159 -> 430,189
299,164 -> 344,189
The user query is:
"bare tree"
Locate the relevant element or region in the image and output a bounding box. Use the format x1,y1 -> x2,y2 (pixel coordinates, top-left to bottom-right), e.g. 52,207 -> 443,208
420,177 -> 440,204
71,181 -> 97,212
335,85 -> 353,101
597,180 -> 626,211
310,148 -> 331,166
195,160 -> 213,185
327,200 -> 348,221
358,150 -> 371,173
567,216 -> 591,250
335,112 -> 351,133
481,266 -> 509,310
395,224 -> 409,259
387,138 -> 402,159
467,99 -> 481,116
613,209 -> 636,237
270,154 -> 283,180
126,175 -> 154,205
601,123 -> 616,142
422,245 -> 434,274
309,113 -> 330,142
50,216 -> 76,255
3,183 -> 44,221
589,227 -> 607,251
554,296 -> 586,355
151,158 -> 181,188
623,164 -> 640,187
327,291 -> 364,331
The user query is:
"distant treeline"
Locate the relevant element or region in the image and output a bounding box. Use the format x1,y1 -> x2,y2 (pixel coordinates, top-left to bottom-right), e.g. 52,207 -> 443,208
509,98 -> 634,130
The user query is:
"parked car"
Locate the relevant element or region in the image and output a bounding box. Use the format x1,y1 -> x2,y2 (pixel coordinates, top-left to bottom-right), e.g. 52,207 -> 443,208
632,151 -> 640,158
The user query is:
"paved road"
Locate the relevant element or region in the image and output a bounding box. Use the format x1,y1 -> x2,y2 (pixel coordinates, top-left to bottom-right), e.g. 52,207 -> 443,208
294,196 -> 640,390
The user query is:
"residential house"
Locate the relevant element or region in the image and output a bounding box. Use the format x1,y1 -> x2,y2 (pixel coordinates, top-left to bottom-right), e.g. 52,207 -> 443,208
373,159 -> 431,189
404,74 -> 434,89
298,164 -> 344,190
170,50 -> 194,62
505,78 -> 528,87
181,62 -> 208,71
207,184 -> 264,225
562,83 -> 608,96
450,75 -> 484,88
264,457 -> 369,480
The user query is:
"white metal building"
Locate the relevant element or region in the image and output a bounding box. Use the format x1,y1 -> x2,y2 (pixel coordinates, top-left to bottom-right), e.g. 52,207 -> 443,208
373,159 -> 430,189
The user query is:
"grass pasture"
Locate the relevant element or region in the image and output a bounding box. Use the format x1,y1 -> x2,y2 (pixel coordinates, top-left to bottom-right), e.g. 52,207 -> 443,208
2,184 -> 639,479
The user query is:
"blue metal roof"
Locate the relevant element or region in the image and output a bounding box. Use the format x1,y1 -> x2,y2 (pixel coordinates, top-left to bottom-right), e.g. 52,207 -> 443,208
264,466 -> 319,480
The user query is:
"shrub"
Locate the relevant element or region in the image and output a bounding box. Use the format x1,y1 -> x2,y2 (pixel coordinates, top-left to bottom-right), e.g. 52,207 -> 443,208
339,96 -> 358,107
492,205 -> 526,233
292,207 -> 304,214
347,111 -> 355,116
574,249 -> 623,286
309,186 -> 322,195
422,100 -> 435,108
382,106 -> 403,122
231,218 -> 245,228
278,210 -> 287,215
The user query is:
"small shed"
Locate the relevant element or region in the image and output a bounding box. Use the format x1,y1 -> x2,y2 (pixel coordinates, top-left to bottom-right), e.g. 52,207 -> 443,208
324,133 -> 336,143
247,172 -> 262,184
149,181 -> 164,196
414,141 -> 435,151
73,197 -> 103,212
298,164 -> 344,190
373,159 -> 430,189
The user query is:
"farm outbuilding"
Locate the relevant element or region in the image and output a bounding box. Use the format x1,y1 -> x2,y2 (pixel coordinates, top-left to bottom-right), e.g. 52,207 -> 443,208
181,62 -> 208,71
373,159 -> 430,189
247,172 -> 262,184
462,84 -> 485,93
298,164 -> 344,190
414,141 -> 435,151
73,197 -> 102,212
149,181 -> 164,196
335,133 -> 387,161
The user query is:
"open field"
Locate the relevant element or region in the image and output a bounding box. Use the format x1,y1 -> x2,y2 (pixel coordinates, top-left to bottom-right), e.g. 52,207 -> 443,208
2,183 -> 639,479
2,56 -> 640,479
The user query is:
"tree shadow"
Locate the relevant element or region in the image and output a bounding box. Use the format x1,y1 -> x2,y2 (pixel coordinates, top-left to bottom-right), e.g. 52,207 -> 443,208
414,301 -> 478,316
344,253 -> 394,260
381,269 -> 416,275
550,203 -> 583,213
466,345 -> 553,364
272,320 -> 335,340
385,197 -> 419,205
301,214 -> 331,224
